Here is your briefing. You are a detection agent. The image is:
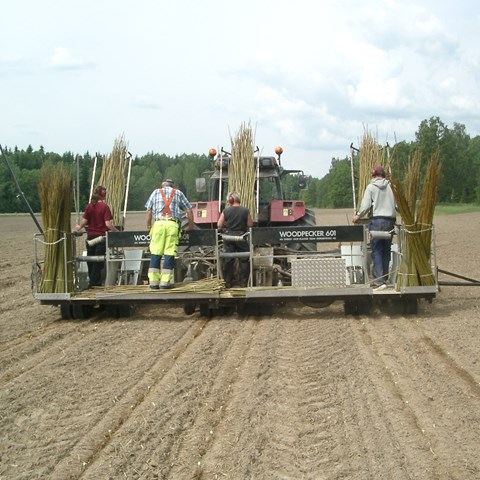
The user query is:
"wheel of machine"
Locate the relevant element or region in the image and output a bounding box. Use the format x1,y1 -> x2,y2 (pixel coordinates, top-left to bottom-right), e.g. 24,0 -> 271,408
236,303 -> 247,316
72,304 -> 93,320
344,300 -> 358,316
183,303 -> 196,315
403,298 -> 418,315
60,303 -> 74,320
286,208 -> 318,252
259,303 -> 273,316
105,304 -> 133,318
118,304 -> 134,317
243,302 -> 273,317
199,303 -> 214,318
218,305 -> 235,316
357,299 -> 372,315
302,300 -> 335,309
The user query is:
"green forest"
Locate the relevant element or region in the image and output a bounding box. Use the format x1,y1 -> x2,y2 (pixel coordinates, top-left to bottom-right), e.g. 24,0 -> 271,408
1,116 -> 479,215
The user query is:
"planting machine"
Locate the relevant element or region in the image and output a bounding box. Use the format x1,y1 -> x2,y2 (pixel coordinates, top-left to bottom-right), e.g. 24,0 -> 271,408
31,146 -> 444,319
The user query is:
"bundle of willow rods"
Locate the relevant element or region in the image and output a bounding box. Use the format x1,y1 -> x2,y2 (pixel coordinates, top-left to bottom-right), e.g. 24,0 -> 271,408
404,150 -> 421,214
98,134 -> 129,227
39,163 -> 74,293
357,128 -> 387,207
390,150 -> 441,288
228,121 -> 257,222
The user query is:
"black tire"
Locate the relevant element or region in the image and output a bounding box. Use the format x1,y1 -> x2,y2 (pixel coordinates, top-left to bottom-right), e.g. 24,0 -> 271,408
344,300 -> 358,316
72,304 -> 93,320
302,300 -> 335,309
244,302 -> 273,317
344,299 -> 371,316
183,303 -> 196,315
403,298 -> 418,315
60,303 -> 73,320
105,304 -> 133,318
199,303 -> 214,318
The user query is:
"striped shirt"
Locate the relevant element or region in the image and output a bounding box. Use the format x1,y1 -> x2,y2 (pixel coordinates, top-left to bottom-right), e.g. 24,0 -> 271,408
144,186 -> 192,221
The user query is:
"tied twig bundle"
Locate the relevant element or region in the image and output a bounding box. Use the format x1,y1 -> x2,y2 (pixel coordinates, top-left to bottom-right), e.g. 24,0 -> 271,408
390,150 -> 441,288
228,121 -> 257,222
357,127 -> 387,206
99,134 -> 129,227
39,163 -> 74,293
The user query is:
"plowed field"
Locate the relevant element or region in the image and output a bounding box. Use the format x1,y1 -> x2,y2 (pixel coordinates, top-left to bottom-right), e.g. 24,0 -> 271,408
1,210 -> 479,479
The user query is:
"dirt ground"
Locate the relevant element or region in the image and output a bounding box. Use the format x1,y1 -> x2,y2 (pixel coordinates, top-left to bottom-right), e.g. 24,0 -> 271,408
1,209 -> 480,480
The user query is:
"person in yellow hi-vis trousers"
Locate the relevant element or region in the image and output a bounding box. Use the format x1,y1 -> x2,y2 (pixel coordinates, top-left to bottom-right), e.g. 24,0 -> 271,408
145,178 -> 194,289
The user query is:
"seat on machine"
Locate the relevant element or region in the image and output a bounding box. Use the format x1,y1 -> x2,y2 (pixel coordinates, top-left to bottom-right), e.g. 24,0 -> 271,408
118,249 -> 144,285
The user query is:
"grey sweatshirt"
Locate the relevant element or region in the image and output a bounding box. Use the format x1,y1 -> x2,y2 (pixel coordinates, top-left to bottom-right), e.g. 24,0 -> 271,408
357,178 -> 396,219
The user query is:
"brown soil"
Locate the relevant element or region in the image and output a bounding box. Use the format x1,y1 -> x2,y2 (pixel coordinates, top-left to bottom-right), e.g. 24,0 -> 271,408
1,210 -> 480,479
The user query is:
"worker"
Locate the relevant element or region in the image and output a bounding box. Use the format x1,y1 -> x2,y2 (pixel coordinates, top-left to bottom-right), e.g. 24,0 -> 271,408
74,185 -> 118,287
145,178 -> 194,289
352,165 -> 396,290
217,191 -> 253,288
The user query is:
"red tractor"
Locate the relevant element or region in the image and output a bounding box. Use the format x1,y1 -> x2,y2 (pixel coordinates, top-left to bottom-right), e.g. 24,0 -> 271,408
191,146 -> 316,235
177,147 -> 317,290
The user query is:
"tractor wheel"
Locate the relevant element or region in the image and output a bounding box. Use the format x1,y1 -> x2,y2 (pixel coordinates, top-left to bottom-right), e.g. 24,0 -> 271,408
287,208 -> 317,252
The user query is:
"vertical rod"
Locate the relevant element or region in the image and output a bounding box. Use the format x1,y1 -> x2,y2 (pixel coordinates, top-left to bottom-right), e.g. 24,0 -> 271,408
89,155 -> 98,202
0,144 -> 43,234
122,151 -> 133,228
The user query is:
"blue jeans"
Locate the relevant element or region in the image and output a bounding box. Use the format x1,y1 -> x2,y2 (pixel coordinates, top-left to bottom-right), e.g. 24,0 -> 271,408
369,217 -> 395,286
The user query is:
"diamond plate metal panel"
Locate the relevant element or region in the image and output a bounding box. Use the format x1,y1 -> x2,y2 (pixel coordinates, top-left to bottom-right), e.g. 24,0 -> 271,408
291,257 -> 347,287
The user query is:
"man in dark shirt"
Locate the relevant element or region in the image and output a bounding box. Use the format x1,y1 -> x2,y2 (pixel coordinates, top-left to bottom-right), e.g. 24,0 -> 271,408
217,191 -> 253,288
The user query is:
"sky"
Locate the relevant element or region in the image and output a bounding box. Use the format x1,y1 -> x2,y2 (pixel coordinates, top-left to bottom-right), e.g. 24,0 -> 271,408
1,0 -> 479,179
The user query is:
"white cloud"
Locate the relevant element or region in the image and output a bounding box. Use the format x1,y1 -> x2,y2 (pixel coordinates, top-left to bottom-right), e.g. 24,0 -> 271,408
49,47 -> 94,71
0,0 -> 479,178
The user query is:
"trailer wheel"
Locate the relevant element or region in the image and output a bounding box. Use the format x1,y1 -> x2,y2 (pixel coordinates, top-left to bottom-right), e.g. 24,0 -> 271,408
244,302 -> 273,316
344,300 -> 357,316
72,304 -> 93,320
199,304 -> 214,318
60,304 -> 73,320
106,304 -> 134,318
403,298 -> 418,315
344,299 -> 371,316
183,303 -> 196,315
302,300 -> 334,309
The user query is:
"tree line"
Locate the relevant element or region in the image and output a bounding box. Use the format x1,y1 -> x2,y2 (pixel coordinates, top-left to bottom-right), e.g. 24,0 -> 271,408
303,117 -> 480,208
1,116 -> 479,215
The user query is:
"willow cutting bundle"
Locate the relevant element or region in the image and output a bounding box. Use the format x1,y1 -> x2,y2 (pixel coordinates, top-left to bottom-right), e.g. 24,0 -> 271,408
390,150 -> 441,288
97,277 -> 227,295
228,122 -> 257,221
38,163 -> 74,293
98,134 -> 129,227
356,128 -> 387,207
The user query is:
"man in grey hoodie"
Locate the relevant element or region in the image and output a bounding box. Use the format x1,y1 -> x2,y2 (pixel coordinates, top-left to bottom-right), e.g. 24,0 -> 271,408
352,165 -> 396,290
